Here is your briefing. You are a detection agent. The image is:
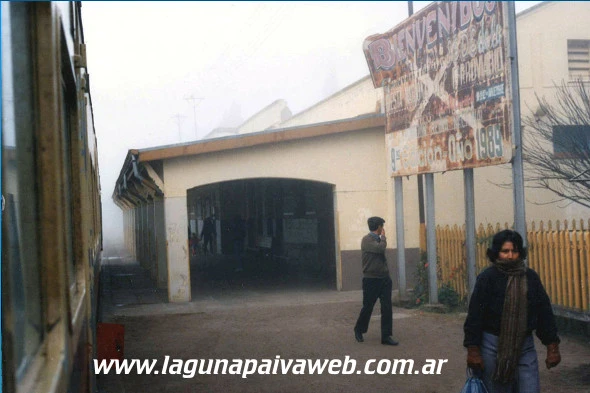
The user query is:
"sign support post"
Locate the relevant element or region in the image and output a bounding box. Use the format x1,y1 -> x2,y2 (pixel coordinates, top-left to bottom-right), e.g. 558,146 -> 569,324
394,176 -> 407,300
425,173 -> 438,303
464,168 -> 477,296
508,2 -> 527,245
364,2 -> 517,302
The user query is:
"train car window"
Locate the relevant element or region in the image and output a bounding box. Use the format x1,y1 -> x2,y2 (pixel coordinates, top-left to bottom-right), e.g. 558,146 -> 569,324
1,2 -> 43,383
60,26 -> 86,314
61,79 -> 77,295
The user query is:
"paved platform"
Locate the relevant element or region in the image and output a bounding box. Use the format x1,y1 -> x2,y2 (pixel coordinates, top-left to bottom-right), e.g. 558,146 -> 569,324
96,257 -> 590,393
99,257 -> 168,322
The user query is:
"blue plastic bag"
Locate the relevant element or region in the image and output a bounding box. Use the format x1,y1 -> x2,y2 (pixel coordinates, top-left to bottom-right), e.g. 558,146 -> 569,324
460,369 -> 489,393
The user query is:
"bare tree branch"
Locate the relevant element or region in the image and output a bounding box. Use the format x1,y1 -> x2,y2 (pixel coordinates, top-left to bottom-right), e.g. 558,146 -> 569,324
522,79 -> 590,208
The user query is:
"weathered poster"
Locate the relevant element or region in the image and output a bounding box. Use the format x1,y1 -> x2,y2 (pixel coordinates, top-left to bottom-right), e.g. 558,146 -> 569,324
363,1 -> 513,176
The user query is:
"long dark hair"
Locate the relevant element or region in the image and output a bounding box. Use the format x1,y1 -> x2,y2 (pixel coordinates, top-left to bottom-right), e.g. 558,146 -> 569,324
486,229 -> 528,262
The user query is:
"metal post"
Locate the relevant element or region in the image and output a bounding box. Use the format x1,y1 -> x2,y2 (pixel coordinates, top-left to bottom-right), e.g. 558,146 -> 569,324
425,173 -> 438,303
508,2 -> 527,244
407,0 -> 427,256
185,95 -> 203,140
394,176 -> 406,300
418,174 -> 426,252
464,168 -> 477,296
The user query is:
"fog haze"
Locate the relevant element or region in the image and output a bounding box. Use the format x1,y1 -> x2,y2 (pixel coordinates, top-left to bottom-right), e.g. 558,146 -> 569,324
81,1 -> 540,253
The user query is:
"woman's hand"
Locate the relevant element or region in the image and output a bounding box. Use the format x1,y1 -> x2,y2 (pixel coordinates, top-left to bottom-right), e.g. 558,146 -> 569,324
467,346 -> 484,370
545,343 -> 561,369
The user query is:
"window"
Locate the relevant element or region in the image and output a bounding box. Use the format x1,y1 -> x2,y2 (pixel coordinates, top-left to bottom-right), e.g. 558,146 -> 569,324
568,39 -> 590,80
552,125 -> 590,158
1,2 -> 43,382
61,59 -> 78,295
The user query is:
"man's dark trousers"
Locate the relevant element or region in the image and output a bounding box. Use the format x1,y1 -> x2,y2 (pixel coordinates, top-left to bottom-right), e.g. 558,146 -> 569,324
354,277 -> 393,339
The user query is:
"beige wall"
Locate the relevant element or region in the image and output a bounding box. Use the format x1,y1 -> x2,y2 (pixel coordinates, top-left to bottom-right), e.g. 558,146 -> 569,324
517,2 -> 590,92
238,99 -> 291,134
516,2 -> 590,221
278,76 -> 384,128
164,127 -> 388,255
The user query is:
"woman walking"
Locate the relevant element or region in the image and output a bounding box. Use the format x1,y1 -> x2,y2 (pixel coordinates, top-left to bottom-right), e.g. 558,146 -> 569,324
463,230 -> 561,392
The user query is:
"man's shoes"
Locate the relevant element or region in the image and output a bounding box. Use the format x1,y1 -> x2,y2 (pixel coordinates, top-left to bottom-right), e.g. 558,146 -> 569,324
354,329 -> 364,343
381,336 -> 399,346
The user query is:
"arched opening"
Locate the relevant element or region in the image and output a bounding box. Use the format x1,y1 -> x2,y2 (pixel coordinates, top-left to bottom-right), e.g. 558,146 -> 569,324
187,178 -> 337,296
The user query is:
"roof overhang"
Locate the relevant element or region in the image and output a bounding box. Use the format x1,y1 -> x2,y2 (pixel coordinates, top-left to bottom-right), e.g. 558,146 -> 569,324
112,153 -> 165,209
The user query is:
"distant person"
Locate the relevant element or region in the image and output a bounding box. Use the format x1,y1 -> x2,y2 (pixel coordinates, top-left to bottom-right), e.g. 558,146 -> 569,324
354,216 -> 398,346
230,215 -> 247,272
200,216 -> 216,255
464,229 -> 560,393
189,232 -> 199,256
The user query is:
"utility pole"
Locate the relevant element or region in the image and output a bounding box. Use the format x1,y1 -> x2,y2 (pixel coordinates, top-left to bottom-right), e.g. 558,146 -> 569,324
185,95 -> 204,140
171,114 -> 185,142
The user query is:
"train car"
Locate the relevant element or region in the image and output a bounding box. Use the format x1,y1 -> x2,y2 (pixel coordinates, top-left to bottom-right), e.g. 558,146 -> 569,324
2,2 -> 102,392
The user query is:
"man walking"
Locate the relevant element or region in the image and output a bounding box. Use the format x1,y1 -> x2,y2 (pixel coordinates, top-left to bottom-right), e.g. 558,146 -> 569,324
354,216 -> 399,345
201,216 -> 216,255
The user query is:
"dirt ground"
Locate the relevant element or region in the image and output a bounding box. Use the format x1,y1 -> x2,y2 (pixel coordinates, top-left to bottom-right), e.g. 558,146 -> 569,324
97,262 -> 590,393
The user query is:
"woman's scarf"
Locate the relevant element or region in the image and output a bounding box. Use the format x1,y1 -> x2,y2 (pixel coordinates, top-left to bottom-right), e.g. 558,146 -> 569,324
492,258 -> 528,384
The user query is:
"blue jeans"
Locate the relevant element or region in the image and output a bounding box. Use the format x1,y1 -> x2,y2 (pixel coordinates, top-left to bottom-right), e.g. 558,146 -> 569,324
480,332 -> 540,393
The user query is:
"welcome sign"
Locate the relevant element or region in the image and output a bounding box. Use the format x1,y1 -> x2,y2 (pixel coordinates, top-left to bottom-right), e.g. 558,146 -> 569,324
363,1 -> 513,176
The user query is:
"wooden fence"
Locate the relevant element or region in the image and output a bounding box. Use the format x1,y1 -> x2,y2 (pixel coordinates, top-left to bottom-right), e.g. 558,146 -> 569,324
436,220 -> 590,313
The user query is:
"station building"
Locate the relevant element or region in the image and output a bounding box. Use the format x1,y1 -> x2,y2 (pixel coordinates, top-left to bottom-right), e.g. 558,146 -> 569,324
113,2 -> 590,302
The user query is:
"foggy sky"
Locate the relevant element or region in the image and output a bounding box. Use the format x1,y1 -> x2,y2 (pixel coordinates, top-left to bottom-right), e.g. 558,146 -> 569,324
81,1 -> 540,251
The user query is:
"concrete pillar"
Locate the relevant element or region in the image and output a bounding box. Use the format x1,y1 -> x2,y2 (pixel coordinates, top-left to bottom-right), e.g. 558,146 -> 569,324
125,210 -> 130,253
155,198 -> 168,289
138,205 -> 144,267
165,195 -> 191,302
129,209 -> 133,256
150,201 -> 157,282
133,207 -> 139,260
147,201 -> 155,280
141,204 -> 147,269
132,208 -> 137,259
128,209 -> 132,257
123,209 -> 128,252
136,205 -> 142,264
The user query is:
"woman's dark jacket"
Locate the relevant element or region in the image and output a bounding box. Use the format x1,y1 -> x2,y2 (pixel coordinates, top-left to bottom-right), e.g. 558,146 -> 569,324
463,265 -> 560,347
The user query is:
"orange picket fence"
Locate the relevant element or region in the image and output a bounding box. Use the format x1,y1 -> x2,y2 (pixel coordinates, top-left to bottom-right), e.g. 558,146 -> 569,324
436,220 -> 590,313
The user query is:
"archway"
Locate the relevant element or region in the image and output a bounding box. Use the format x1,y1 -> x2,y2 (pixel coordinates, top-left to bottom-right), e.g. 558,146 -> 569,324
187,178 -> 337,295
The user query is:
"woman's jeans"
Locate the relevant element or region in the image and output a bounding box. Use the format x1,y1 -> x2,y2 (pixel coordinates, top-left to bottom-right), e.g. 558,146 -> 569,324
480,332 -> 540,393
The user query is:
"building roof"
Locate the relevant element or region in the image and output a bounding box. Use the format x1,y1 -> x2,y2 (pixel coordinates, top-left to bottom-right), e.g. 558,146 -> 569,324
132,112 -> 384,162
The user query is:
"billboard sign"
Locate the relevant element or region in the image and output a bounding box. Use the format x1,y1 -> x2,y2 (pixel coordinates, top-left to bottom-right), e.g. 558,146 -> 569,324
363,1 -> 513,176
